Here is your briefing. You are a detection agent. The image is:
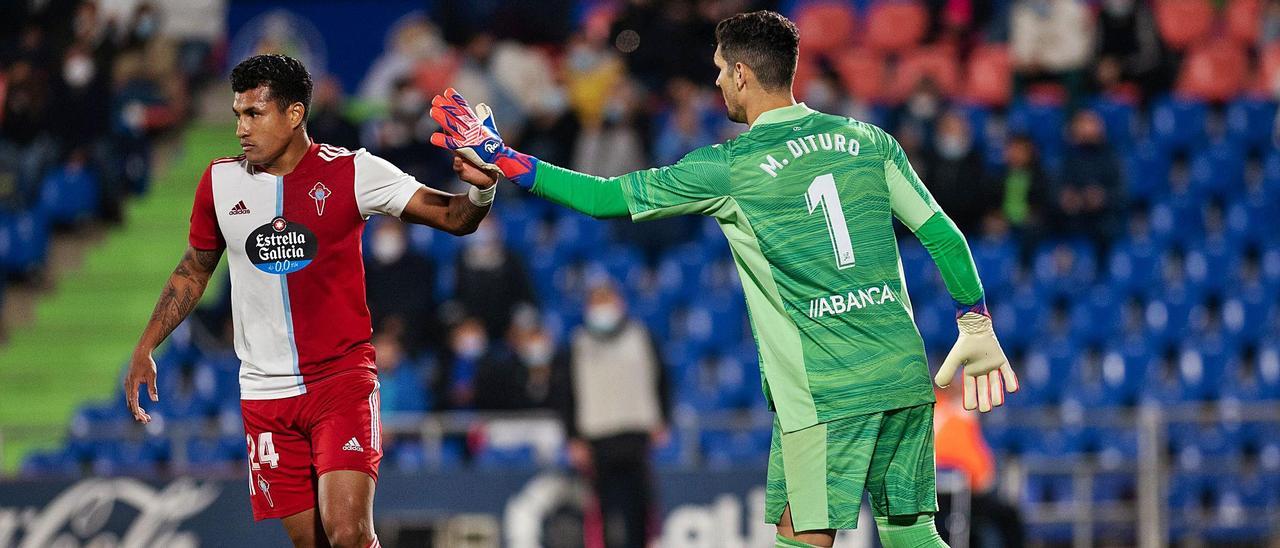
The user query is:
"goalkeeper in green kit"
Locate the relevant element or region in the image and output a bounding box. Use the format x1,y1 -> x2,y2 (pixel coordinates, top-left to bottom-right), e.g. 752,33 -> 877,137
432,11 -> 1018,548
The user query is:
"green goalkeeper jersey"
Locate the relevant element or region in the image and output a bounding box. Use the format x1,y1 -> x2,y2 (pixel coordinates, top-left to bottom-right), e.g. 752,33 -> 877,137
533,103 -> 983,434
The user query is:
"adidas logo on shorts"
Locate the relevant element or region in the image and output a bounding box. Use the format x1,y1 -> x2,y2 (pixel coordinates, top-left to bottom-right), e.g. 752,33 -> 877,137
343,437 -> 363,452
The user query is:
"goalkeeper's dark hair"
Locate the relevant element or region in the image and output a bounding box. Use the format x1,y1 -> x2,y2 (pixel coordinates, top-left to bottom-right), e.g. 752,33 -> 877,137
230,54 -> 313,119
715,11 -> 800,92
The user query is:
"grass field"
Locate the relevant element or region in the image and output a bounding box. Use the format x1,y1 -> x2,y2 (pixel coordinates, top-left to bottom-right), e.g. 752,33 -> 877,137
0,124 -> 236,471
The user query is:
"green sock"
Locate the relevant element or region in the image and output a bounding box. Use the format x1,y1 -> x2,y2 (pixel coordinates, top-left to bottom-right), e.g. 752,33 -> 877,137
775,533 -> 821,548
874,513 -> 949,548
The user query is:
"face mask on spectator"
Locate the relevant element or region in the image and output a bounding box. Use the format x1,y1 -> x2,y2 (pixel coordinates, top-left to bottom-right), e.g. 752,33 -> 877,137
454,333 -> 487,359
585,303 -> 623,334
371,231 -> 406,264
519,337 -> 554,367
64,55 -> 95,88
907,92 -> 938,121
936,133 -> 971,160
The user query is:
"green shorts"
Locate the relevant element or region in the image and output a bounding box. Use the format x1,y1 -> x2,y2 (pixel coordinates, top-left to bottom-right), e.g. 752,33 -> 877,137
765,403 -> 938,531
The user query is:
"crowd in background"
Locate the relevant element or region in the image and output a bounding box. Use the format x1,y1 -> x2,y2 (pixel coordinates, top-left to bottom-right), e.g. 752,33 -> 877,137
0,0 -> 212,303
244,0 -> 1277,422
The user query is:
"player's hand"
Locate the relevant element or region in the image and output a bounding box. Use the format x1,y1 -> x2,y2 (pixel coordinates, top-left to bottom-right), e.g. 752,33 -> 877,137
124,348 -> 159,423
934,312 -> 1018,413
453,156 -> 497,189
429,88 -> 537,188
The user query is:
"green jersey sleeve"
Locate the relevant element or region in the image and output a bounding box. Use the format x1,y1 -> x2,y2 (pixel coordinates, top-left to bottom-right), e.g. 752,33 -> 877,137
617,143 -> 732,221
879,130 -> 984,305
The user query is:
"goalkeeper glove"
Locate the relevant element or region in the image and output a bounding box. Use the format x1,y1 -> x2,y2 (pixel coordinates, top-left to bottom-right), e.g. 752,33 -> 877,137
933,298 -> 1019,412
429,88 -> 538,189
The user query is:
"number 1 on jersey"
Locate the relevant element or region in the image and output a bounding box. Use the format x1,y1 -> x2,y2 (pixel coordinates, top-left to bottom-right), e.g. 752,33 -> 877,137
805,173 -> 855,269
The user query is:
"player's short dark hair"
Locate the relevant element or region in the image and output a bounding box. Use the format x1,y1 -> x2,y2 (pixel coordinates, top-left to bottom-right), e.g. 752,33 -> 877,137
715,11 -> 800,91
230,54 -> 313,119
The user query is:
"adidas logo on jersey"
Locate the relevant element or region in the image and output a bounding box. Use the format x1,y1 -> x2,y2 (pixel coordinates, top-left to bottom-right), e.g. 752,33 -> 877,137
343,438 -> 363,452
229,200 -> 251,215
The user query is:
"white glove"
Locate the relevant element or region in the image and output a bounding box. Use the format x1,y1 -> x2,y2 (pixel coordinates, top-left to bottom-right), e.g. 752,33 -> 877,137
934,312 -> 1019,412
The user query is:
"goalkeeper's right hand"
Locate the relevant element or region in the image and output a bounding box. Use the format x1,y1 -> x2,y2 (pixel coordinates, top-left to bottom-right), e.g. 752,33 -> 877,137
429,87 -> 538,189
933,299 -> 1019,412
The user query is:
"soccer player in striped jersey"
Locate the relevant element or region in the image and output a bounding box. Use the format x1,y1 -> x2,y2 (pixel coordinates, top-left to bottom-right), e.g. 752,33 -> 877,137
123,54 -> 497,548
437,11 -> 1018,548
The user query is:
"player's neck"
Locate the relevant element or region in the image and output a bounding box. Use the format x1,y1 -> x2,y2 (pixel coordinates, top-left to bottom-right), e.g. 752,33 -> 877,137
258,132 -> 313,177
745,93 -> 798,128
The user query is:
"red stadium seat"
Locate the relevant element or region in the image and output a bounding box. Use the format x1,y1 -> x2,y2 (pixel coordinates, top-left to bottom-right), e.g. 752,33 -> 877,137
832,49 -> 887,102
1225,0 -> 1261,45
1154,0 -> 1215,51
1178,42 -> 1249,101
865,1 -> 930,53
964,43 -> 1012,107
1253,42 -> 1280,95
888,45 -> 960,102
795,1 -> 858,57
1177,42 -> 1249,102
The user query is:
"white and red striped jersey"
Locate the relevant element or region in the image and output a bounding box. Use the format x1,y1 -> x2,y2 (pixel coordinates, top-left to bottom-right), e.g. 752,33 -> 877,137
189,142 -> 425,399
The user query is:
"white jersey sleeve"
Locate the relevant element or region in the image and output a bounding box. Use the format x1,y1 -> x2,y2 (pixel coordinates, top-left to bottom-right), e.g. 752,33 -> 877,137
352,149 -> 426,219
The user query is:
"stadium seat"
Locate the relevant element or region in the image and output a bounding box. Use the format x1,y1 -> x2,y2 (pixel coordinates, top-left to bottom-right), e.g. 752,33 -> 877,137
1091,95 -> 1139,151
1224,98 -> 1278,155
1007,99 -> 1066,169
1123,141 -> 1172,202
1154,0 -> 1215,51
794,1 -> 857,57
475,445 -> 537,469
864,1 -> 929,53
963,44 -> 1011,107
0,209 -> 50,276
1225,0 -> 1262,45
832,48 -> 887,103
1150,96 -> 1209,154
1255,42 -> 1280,96
888,45 -> 960,103
1176,42 -> 1250,103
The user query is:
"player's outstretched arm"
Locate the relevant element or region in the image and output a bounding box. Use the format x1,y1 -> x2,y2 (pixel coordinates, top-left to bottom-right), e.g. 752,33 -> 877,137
398,157 -> 495,235
127,245 -> 222,423
429,88 -> 632,219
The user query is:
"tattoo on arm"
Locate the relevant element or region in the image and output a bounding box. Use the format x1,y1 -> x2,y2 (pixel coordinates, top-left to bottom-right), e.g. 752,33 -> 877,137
446,194 -> 490,235
140,247 -> 222,349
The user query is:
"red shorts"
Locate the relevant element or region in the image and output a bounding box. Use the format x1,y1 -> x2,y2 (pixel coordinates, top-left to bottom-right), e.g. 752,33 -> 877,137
241,370 -> 382,521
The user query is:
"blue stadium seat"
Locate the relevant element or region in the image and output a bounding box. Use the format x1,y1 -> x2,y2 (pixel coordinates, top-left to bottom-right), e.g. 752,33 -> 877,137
1008,100 -> 1066,171
0,209 -> 50,276
1090,95 -> 1138,149
1225,190 -> 1278,248
701,428 -> 770,469
1189,140 -> 1246,199
38,166 -> 100,227
1150,96 -> 1209,154
474,445 -> 536,469
21,448 -> 81,477
1123,142 -> 1171,201
1224,98 -> 1278,155
970,234 -> 1018,296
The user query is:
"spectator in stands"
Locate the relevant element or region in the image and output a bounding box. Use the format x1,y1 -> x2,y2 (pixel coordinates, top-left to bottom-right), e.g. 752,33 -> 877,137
922,110 -> 989,233
474,307 -> 562,410
374,325 -> 430,414
373,77 -> 445,184
1,58 -> 56,207
989,134 -> 1050,255
307,77 -> 361,150
438,317 -> 490,409
934,384 -> 1026,547
1011,0 -> 1094,102
364,218 -> 439,354
557,281 -> 669,548
1094,0 -> 1168,100
572,78 -> 649,178
1055,109 -> 1123,252
450,216 -> 537,339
